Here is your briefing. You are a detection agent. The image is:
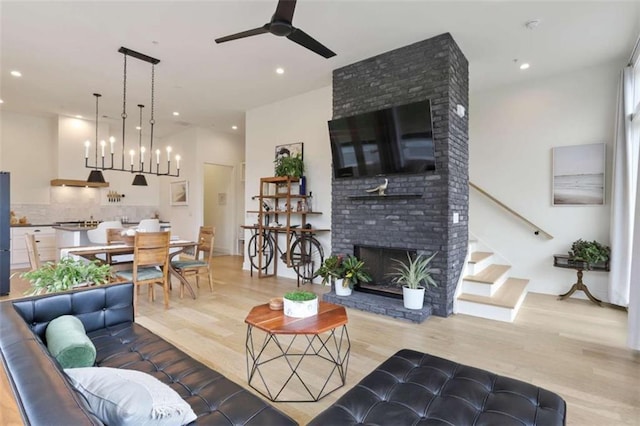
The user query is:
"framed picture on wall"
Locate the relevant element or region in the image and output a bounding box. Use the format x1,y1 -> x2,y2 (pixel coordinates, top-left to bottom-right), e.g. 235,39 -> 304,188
552,143 -> 605,206
275,142 -> 304,162
170,181 -> 189,206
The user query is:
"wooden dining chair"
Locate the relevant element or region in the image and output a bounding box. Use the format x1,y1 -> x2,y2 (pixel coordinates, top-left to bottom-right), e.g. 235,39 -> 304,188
171,226 -> 215,297
115,231 -> 171,313
105,228 -> 125,265
24,233 -> 41,271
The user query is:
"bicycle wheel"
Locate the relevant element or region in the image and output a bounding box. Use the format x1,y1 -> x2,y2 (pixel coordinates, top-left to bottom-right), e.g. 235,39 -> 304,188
247,233 -> 274,271
290,236 -> 324,281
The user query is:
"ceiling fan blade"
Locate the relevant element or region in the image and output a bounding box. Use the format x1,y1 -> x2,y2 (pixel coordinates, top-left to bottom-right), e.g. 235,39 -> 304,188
215,25 -> 270,44
287,28 -> 336,58
273,0 -> 297,22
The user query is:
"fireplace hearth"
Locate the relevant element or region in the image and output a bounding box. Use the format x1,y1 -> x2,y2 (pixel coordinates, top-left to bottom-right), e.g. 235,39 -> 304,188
354,245 -> 416,299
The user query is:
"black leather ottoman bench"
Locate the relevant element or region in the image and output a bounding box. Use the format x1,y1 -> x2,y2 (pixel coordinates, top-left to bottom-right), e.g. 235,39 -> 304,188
308,349 -> 566,425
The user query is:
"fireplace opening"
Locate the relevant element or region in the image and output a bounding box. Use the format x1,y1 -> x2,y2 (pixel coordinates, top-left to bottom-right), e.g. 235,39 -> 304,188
354,245 -> 417,299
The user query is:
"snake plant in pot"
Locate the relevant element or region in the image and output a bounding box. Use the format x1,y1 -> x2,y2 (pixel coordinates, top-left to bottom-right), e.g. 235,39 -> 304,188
389,252 -> 438,309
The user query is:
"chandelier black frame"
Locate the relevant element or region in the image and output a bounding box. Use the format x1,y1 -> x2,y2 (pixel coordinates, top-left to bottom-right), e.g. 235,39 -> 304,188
85,47 -> 180,185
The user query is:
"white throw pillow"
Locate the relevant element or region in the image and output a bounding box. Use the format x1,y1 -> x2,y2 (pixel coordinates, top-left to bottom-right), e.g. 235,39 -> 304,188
65,367 -> 197,426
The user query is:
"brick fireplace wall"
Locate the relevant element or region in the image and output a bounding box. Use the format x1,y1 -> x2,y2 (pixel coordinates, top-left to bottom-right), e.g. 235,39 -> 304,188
331,33 -> 468,317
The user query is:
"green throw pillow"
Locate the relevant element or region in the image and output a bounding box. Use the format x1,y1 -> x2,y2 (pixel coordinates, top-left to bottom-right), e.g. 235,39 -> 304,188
45,315 -> 96,368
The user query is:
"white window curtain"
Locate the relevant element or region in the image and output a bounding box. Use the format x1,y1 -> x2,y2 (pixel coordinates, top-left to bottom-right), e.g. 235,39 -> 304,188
609,42 -> 640,349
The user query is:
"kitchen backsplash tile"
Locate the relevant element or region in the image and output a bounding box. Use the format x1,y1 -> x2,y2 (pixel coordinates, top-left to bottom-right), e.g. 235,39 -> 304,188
10,203 -> 158,224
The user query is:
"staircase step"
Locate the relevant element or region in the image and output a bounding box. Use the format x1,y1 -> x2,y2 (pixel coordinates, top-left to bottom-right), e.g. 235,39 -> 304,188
457,278 -> 529,322
463,264 -> 511,296
466,251 -> 493,275
464,264 -> 511,284
458,278 -> 529,308
469,251 -> 492,264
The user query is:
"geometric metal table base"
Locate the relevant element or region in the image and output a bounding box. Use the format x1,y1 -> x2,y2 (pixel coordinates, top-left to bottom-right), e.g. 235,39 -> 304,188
246,324 -> 350,402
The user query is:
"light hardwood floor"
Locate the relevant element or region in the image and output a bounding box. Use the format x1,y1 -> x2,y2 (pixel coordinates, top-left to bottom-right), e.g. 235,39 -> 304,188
3,256 -> 639,425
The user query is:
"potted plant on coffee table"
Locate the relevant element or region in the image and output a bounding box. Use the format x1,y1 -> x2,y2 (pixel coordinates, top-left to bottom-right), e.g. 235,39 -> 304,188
283,290 -> 318,318
22,257 -> 112,296
389,252 -> 438,309
337,255 -> 372,296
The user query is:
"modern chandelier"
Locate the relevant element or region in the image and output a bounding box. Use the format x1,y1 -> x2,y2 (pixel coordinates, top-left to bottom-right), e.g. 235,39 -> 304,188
84,47 -> 181,186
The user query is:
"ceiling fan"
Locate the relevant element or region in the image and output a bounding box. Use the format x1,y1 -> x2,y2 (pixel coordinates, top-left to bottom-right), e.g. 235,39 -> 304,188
214,0 -> 336,59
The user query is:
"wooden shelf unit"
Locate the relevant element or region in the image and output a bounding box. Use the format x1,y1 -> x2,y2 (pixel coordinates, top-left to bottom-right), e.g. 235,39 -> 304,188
251,176 -> 324,279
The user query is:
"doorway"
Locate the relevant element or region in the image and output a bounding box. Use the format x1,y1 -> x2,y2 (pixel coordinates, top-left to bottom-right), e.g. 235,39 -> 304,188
203,163 -> 236,256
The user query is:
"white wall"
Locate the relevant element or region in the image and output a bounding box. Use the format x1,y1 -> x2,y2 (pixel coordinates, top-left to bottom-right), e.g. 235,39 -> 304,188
245,86 -> 332,278
1,111 -> 57,203
161,127 -> 244,245
469,62 -> 619,301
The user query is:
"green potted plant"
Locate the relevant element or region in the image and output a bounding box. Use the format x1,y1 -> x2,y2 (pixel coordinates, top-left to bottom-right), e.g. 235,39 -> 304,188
568,239 -> 610,269
315,254 -> 344,286
22,257 -> 112,296
388,252 -> 438,309
274,154 -> 304,178
338,255 -> 372,296
283,290 -> 318,318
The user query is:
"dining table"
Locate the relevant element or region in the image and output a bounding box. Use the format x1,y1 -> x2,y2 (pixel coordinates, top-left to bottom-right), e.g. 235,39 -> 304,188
60,239 -> 199,299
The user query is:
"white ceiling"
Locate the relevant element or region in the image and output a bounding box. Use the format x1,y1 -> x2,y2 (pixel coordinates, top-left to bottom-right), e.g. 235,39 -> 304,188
1,1 -> 638,138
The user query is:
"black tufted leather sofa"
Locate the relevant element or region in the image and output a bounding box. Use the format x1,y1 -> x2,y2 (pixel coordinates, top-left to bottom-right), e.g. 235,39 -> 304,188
0,282 -> 297,425
309,349 -> 566,426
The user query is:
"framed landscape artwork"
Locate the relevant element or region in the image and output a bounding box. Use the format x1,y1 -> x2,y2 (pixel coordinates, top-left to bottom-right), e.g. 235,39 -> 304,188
170,181 -> 189,206
552,143 -> 605,206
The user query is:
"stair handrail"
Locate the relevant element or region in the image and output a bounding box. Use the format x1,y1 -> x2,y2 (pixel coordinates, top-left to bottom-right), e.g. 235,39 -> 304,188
469,181 -> 553,240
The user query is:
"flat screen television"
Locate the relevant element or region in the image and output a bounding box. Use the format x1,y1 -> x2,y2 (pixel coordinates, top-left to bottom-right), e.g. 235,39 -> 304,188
328,99 -> 435,179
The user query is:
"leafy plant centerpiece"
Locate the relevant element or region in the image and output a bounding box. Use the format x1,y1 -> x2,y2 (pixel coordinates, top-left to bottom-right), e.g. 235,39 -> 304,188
274,154 -> 304,178
283,290 -> 318,318
23,257 -> 111,296
568,239 -> 610,269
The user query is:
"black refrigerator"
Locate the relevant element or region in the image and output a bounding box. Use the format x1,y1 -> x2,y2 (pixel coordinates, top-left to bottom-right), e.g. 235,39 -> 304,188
0,172 -> 9,295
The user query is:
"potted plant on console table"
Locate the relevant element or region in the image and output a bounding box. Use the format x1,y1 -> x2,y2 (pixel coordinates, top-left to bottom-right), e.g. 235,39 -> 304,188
389,252 -> 438,309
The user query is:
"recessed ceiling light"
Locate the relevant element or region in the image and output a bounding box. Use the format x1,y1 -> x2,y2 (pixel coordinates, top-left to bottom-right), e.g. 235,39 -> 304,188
10,70 -> 22,77
173,111 -> 180,116
519,63 -> 530,70
75,115 -> 83,119
276,67 -> 285,75
135,126 -> 142,130
0,99 -> 4,104
232,125 -> 238,130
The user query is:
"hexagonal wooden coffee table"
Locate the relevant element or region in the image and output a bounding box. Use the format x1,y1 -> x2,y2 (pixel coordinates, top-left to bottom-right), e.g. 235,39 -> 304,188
245,301 -> 350,402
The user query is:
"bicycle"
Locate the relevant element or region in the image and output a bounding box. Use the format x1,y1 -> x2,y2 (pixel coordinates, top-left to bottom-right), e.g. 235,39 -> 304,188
247,221 -> 324,282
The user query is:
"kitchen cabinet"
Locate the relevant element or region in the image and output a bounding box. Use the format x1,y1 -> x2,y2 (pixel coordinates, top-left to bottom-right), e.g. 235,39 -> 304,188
11,226 -> 55,268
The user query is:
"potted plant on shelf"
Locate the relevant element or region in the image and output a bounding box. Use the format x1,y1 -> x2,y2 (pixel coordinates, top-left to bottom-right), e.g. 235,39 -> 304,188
283,290 -> 318,318
338,255 -> 372,296
389,252 -> 438,310
22,257 -> 112,296
274,154 -> 304,178
568,239 -> 610,270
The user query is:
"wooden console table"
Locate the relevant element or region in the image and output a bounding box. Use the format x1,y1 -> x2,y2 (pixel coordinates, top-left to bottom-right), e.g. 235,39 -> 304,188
553,255 -> 609,306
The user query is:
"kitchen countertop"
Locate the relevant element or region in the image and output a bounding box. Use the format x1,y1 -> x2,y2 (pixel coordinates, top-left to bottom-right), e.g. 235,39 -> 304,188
11,221 -> 169,229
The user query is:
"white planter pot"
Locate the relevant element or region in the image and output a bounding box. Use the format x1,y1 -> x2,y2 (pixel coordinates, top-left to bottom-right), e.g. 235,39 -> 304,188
334,279 -> 352,296
283,297 -> 318,318
402,286 -> 425,309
